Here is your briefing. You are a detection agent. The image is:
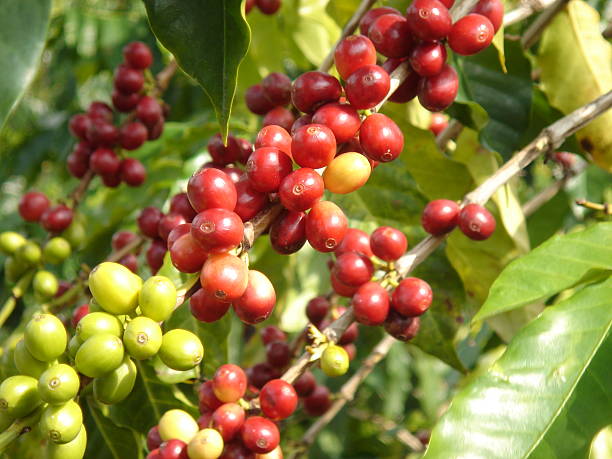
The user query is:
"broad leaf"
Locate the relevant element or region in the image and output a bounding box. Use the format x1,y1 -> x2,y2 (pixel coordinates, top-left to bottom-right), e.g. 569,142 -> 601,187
85,400 -> 143,459
424,276 -> 612,458
144,0 -> 250,139
476,222 -> 612,321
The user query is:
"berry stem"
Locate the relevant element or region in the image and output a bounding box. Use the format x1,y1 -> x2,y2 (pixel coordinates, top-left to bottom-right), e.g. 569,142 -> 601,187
520,0 -> 570,49
0,270 -> 35,327
575,199 -> 612,215
0,405 -> 44,454
504,0 -> 557,26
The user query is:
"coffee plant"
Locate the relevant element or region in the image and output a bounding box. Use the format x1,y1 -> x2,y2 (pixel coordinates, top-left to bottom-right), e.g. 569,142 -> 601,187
0,0 -> 611,458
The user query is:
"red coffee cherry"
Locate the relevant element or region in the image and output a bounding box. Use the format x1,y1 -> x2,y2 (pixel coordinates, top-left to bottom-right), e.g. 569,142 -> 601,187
212,403 -> 245,442
417,64 -> 458,112
112,90 -> 140,113
458,203 -> 496,240
158,213 -> 187,241
19,191 -> 50,222
269,210 -> 307,255
245,0 -> 256,13
334,35 -> 377,80
41,205 -> 74,233
405,0 -> 452,41
278,168 -> 324,212
111,230 -> 138,251
370,226 -> 407,261
146,238 -> 167,273
262,72 -> 292,106
169,232 -> 207,273
359,113 -> 404,162
421,199 -> 459,235
381,58 -> 420,103
191,208 -> 243,253
89,101 -> 113,120
101,170 -> 122,188
384,310 -> 421,341
291,124 -> 336,169
90,148 -> 120,175
410,42 -> 447,77
147,117 -> 165,141
158,439 -> 188,459
170,193 -> 198,222
114,65 -> 144,94
71,304 -> 90,329
213,364 -> 247,403
391,277 -> 433,316
136,96 -> 163,127
207,133 -> 242,165
138,207 -> 164,238
199,380 -> 223,412
472,0 -> 504,32
291,114 -> 312,136
332,252 -> 374,287
69,114 -> 91,140
123,41 -> 153,69
291,71 -> 342,114
312,103 -> 361,144
330,272 -> 359,297
236,138 -> 254,164
246,84 -> 276,115
190,288 -> 231,323
305,201 -> 348,253
359,7 -> 401,35
147,425 -> 162,451
368,14 -> 414,58
255,124 -> 292,158
303,385 -> 332,416
553,151 -> 576,169
67,152 -> 89,178
448,14 -> 494,55
246,147 -> 293,193
197,412 -> 213,429
260,379 -> 298,420
265,340 -> 291,368
167,223 -> 191,250
188,168 -> 237,212
306,296 -> 330,324
335,228 -> 373,257
233,270 -> 276,325
241,416 -> 280,454
248,362 -> 281,389
352,281 -> 390,326
429,112 -> 448,136
119,122 -> 148,150
345,65 -> 390,110
201,253 -> 248,302
222,167 -> 242,184
292,370 -> 316,397
257,0 -> 281,15
87,119 -> 118,147
262,107 -> 295,133
261,326 -> 286,345
234,178 -> 268,222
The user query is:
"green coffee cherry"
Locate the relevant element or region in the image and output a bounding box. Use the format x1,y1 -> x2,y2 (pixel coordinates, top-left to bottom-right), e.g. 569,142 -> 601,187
139,276 -> 177,322
16,241 -> 42,266
14,339 -> 53,378
188,428 -> 224,459
0,375 -> 42,418
88,262 -> 142,315
43,237 -> 71,264
88,299 -> 102,313
93,356 -> 137,405
46,424 -> 87,459
158,409 -> 199,443
33,271 -> 59,299
24,314 -> 67,362
123,317 -> 162,360
40,400 -> 83,444
62,220 -> 86,249
321,344 -> 349,377
158,329 -> 203,371
67,336 -> 81,360
38,364 -> 80,405
76,312 -> 123,342
4,257 -> 28,283
75,334 -> 124,378
0,231 -> 26,255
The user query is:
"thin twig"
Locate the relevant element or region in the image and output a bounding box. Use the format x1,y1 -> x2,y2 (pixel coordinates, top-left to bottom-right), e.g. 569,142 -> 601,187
521,0 -> 570,48
503,0 -> 557,26
575,199 -> 612,215
68,170 -> 95,210
435,120 -> 463,151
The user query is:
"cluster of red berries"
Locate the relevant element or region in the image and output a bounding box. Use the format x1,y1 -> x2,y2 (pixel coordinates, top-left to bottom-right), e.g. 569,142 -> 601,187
422,200 -> 496,240
245,0 -> 282,15
67,41 -> 165,188
18,190 -> 73,234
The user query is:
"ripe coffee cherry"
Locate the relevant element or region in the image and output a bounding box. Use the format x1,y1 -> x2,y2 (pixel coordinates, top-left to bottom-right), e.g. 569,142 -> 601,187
305,201 -> 348,252
170,193 -> 197,222
368,14 -> 414,58
293,370 -> 316,397
137,96 -> 163,127
169,233 -> 207,273
147,117 -> 165,140
359,7 -> 401,35
87,119 -> 119,147
191,208 -> 244,253
199,380 -> 223,412
269,210 -> 307,255
306,296 -> 330,324
291,114 -> 312,135
233,270 -> 276,324
422,199 -> 459,235
114,65 -> 144,94
124,41 -> 153,69
262,106 -> 295,132
119,253 -> 138,272
382,58 -> 420,103
69,114 -> 91,140
201,253 -> 248,302
222,167 -> 242,184
257,0 -> 281,15
392,277 -> 433,316
147,425 -> 162,451
190,288 -> 231,323
370,226 -> 407,261
352,281 -> 390,326
458,203 -> 496,240
261,326 -> 286,345
71,304 -> 89,329
449,14 -> 494,55
323,152 -> 371,194
266,341 -> 291,368
303,385 -> 332,416
279,168 -> 324,212
321,344 -> 349,377
67,152 -> 89,178
89,101 -> 114,121
333,252 -> 374,287
112,230 -> 138,252
208,134 -> 241,165
472,0 -> 504,32
197,412 -> 213,429
246,147 -> 293,193
334,35 -> 377,80
291,124 -> 336,169
262,72 -> 292,106
119,122 -> 148,150
147,239 -> 168,273
212,403 -> 245,441
233,178 -> 267,222
41,205 -> 74,233
260,379 -> 298,420
89,147 -> 120,175
167,223 -> 191,250
158,213 -> 187,241
19,191 -> 50,222
359,113 -> 404,162
255,124 -> 292,157
213,364 -> 247,403
385,310 -> 421,341
410,42 -> 447,77
112,89 -> 140,112
291,71 -> 342,114
406,0 -> 452,41
246,84 -> 276,115
101,170 -> 122,188
138,207 -> 164,238
345,65 -> 390,110
335,228 -> 373,257
331,271 -> 359,297
417,64 -> 458,112
312,102 -> 361,144
188,168 -> 237,212
248,362 -> 281,389
158,439 -> 188,459
429,112 -> 448,136
242,416 -> 280,454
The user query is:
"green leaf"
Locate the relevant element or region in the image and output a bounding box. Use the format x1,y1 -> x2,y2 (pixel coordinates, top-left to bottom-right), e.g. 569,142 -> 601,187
476,222 -> 612,321
144,0 -> 250,139
424,276 -> 612,459
0,0 -> 51,131
85,400 -> 143,459
491,24 -> 506,73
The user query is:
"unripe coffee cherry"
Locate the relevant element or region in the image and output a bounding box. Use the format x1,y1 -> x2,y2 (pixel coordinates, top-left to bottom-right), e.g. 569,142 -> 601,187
43,237 -> 71,264
76,311 -> 123,341
39,399 -> 83,444
212,364 -> 247,403
323,152 -> 371,194
321,344 -> 349,377
13,340 -> 52,378
89,262 -> 143,315
123,316 -> 163,360
158,409 -> 199,443
158,329 -> 203,371
25,313 -> 67,362
93,356 -> 138,404
75,334 -> 124,377
188,428 -> 224,459
0,375 -> 42,418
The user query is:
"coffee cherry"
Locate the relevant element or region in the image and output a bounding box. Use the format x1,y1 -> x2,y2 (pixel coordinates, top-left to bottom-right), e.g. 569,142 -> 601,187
410,42 -> 447,77
158,439 -> 188,459
392,277 -> 433,317
305,201 -> 348,252
191,208 -> 244,253
293,370 -> 316,397
197,413 -> 212,429
370,226 -> 407,261
406,0 -> 452,41
368,14 -> 414,58
124,41 -> 153,69
246,147 -> 293,193
188,168 -> 237,212
75,333 -> 124,377
269,209 -> 306,255
33,270 -> 59,298
69,114 -> 91,140
265,341 -> 291,368
199,381 -> 223,412
458,203 -> 496,240
101,169 -> 122,188
303,385 -> 331,416
429,112 -> 448,136
312,102 -> 361,144
15,240 -> 41,266
0,231 -> 26,256
212,403 -> 245,441
213,364 -> 247,403
261,326 -> 286,345
19,191 -> 50,222
148,238 -> 168,273
257,0 -> 281,15
40,399 -> 83,444
472,0 -> 504,32
335,228 -> 373,257
260,379 -> 297,420
187,428 -> 224,459
158,213 -> 187,242
248,362 -> 281,389
333,252 -> 374,287
147,117 -> 165,140
359,113 -> 404,162
93,356 -> 138,405
167,223 -> 191,250
123,316 -> 163,360
334,35 -> 377,80
190,288 -> 231,323
291,71 -> 342,113
89,262 -> 143,315
13,339 -> 52,378
242,416 -> 280,454
359,7 -> 401,35
207,134 -> 242,165
234,178 -> 268,222
291,114 -> 312,135
262,72 -> 292,106
255,124 -> 292,157
69,304 -> 89,330
119,122 -> 148,150
148,426 -> 162,451
352,282 -> 390,326
385,310 -> 421,341
246,84 -> 276,115
112,89 -> 141,112
233,270 -> 276,325
159,329 -> 203,371
256,445 -> 283,459
119,253 -> 138,272
345,65 -> 390,110
291,124 -> 336,169
137,96 -> 163,127
222,166 -> 243,184
278,168 -> 324,212
90,147 -> 120,175
87,118 -> 119,147
139,207 -> 164,238
67,152 -> 89,178
25,313 -> 67,362
158,409 -> 199,443
306,296 -> 330,324
417,64 -> 458,112
41,237 -> 70,265
422,199 -> 460,235
382,58 -> 421,103
41,205 -> 74,233
323,152 -> 371,194
448,14 -> 494,55
331,270 -> 360,297
76,311 -> 123,341
89,101 -> 113,120
262,106 -> 295,132
201,253 -> 248,302
115,65 -> 144,94
321,344 -> 349,377
0,375 -> 41,418
45,424 -> 87,459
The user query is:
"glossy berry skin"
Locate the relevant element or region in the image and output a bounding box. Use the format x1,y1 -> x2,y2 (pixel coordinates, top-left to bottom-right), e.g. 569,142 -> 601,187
331,272 -> 359,297
201,253 -> 248,302
136,96 -> 163,127
392,277 -> 433,317
448,14 -> 494,55
352,281 -> 390,325
265,341 -> 291,368
222,167 -> 242,184
335,228 -> 373,257
114,66 -> 144,94
321,344 -> 349,377
429,112 -> 448,136
269,210 -> 307,255
147,118 -> 165,141
472,0 -> 504,32
417,64 -> 458,112
255,125 -> 292,157
291,71 -> 342,114
303,385 -> 332,416
262,107 -> 295,133
323,152 -> 371,194
138,207 -> 164,238
119,122 -> 148,150
233,270 -> 276,325
458,203 -> 496,240
147,425 -> 162,451
90,148 -> 120,175
359,7 -> 401,35
410,42 -> 447,77
159,439 -> 189,459
89,102 -> 113,120
112,90 -> 140,112
293,370 -> 316,397
188,168 -> 237,212
119,253 -> 138,272
212,403 -> 245,441
290,114 -> 312,135
121,158 -> 147,186
213,364 -> 247,403
191,208 -> 244,253
158,213 -> 187,241
41,205 -> 73,233
248,362 -> 281,389
208,134 -> 242,165
71,304 -> 89,329
169,233 -> 207,273
262,72 -> 292,106
260,379 -> 298,420
236,138 -> 254,164
291,124 -> 336,169
190,288 -> 231,323
147,239 -> 167,273
312,103 -> 361,144
261,326 -> 286,345
257,0 -> 281,15
334,35 -> 377,80
359,113 -> 404,162
384,310 -> 421,341
112,230 -> 139,252
370,226 -> 407,261
405,0 -> 452,41
421,199 -> 459,235
368,14 -> 414,59
199,380 -> 223,412
333,252 -> 373,287
246,84 -> 276,115
345,65 -> 390,110
69,114 -> 90,140
67,152 -> 89,178
19,191 -> 50,222
382,58 -> 420,103
306,296 -> 330,324
278,168 -> 324,212
241,416 -> 280,454
305,201 -> 348,253
124,41 -> 153,69
170,193 -> 197,222
246,147 -> 293,193
87,119 -> 118,147
234,178 -> 268,222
